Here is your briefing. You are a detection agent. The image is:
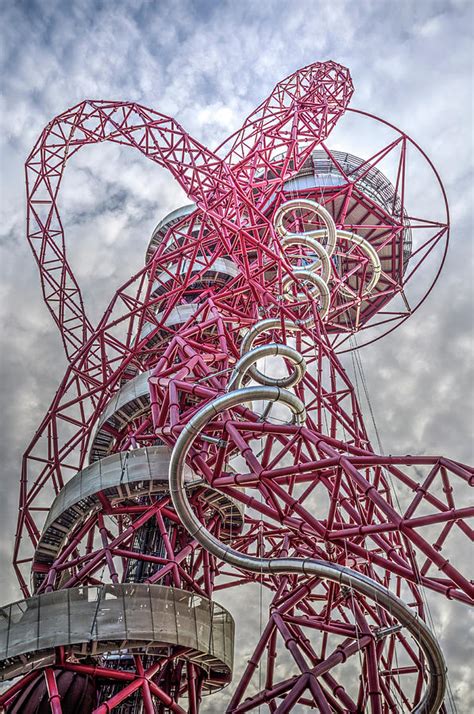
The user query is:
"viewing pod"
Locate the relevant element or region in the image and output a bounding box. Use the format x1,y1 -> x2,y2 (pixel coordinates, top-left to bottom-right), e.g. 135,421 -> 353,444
0,583 -> 234,693
32,446 -> 245,591
258,149 -> 413,331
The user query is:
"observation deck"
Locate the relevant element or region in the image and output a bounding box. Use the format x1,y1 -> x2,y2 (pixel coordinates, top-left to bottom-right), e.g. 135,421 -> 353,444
32,446 -> 245,590
143,149 -> 411,334
286,149 -> 412,269
0,584 -> 234,692
146,204 -> 196,262
145,150 -> 410,268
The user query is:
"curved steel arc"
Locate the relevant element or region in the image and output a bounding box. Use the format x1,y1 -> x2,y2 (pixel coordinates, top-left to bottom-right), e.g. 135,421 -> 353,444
27,61 -> 353,365
26,101 -> 227,362
335,108 -> 450,352
169,383 -> 446,714
9,60 -> 469,712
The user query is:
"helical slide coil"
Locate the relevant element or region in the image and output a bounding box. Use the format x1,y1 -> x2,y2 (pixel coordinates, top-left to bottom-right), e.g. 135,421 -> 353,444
273,198 -> 382,324
169,200 -> 445,712
169,343 -> 446,713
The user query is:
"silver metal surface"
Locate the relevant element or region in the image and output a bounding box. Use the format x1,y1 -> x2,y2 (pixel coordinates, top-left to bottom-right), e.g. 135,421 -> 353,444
33,446 -> 245,590
89,371 -> 151,462
336,229 -> 382,298
240,318 -> 300,387
169,384 -> 447,714
281,268 -> 331,323
273,198 -> 338,257
286,149 -> 412,268
281,233 -> 332,281
0,584 -> 234,690
227,343 -> 306,391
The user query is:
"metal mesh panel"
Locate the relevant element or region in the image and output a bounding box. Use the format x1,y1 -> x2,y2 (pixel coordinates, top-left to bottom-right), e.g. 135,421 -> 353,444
33,446 -> 244,591
0,584 -> 234,683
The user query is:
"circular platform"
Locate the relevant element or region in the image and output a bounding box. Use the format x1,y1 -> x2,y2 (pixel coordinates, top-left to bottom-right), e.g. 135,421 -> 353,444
32,446 -> 245,590
0,584 -> 234,692
89,372 -> 152,462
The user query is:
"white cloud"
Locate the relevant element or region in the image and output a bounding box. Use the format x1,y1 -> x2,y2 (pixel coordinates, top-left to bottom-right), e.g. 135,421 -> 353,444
0,0 -> 472,710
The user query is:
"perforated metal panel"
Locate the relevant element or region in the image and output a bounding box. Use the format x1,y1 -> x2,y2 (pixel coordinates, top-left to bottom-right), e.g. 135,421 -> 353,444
32,446 -> 245,590
0,584 -> 234,688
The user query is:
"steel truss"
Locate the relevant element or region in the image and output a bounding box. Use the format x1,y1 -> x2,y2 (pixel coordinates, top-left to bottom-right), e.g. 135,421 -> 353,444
1,60 -> 472,713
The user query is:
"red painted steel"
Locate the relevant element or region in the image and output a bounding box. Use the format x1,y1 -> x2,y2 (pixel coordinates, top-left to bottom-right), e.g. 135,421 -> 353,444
3,60 -> 472,711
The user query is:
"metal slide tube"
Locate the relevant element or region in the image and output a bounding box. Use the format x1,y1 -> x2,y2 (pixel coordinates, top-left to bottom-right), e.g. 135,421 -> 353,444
169,384 -> 447,713
240,318 -> 300,387
227,344 -> 306,391
281,234 -> 332,280
273,198 -> 338,257
336,229 -> 382,298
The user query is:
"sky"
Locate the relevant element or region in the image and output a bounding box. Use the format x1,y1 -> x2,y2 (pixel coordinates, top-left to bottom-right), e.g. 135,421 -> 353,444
0,0 -> 473,711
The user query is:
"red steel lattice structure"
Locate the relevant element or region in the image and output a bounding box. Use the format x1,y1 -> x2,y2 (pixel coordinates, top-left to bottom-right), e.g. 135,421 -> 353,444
0,61 -> 472,713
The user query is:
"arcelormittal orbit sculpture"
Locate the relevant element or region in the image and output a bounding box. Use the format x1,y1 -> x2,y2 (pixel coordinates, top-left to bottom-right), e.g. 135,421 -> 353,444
1,61 -> 472,713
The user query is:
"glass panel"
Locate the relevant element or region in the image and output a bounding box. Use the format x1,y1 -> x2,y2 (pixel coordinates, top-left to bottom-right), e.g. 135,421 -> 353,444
37,591 -> 67,651
151,585 -> 177,646
63,468 -> 82,507
0,585 -> 234,681
100,391 -> 120,427
123,584 -> 153,641
47,485 -> 66,528
78,463 -> 99,501
147,448 -> 170,483
0,603 -> 11,658
134,372 -> 150,399
224,611 -> 235,669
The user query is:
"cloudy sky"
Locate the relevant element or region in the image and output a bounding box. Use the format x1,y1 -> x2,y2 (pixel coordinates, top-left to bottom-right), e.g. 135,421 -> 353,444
0,0 -> 472,710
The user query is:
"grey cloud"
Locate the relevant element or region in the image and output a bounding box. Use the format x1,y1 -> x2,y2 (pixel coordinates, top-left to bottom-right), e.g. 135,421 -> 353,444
0,0 -> 472,710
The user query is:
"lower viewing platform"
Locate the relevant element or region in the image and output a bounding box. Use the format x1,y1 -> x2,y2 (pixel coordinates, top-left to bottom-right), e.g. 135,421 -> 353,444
0,584 -> 234,693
